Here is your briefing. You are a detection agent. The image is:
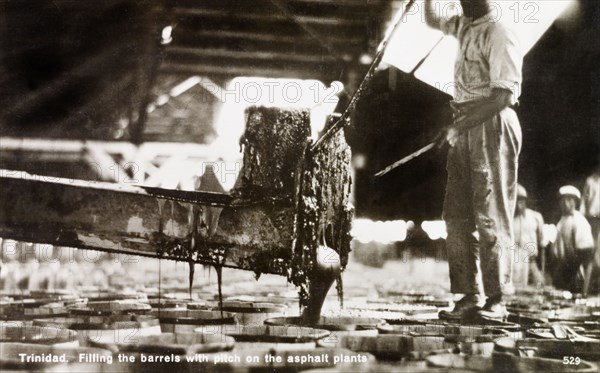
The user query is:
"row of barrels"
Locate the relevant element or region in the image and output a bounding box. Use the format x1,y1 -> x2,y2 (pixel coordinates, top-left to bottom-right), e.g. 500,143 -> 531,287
2,318 -> 599,372
1,289 -> 599,372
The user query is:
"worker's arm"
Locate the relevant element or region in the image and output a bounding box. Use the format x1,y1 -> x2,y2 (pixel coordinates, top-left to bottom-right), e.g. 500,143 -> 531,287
425,0 -> 461,36
573,217 -> 595,264
575,218 -> 595,251
441,89 -> 514,146
579,179 -> 590,216
440,20 -> 522,147
536,212 -> 547,252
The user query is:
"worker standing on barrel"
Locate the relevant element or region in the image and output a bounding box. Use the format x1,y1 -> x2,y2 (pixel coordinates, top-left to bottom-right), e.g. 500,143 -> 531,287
424,0 -> 523,320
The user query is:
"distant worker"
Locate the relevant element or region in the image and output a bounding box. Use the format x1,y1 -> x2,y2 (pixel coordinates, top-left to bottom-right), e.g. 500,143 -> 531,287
551,186 -> 595,292
580,169 -> 599,295
512,184 -> 545,287
425,0 -> 523,320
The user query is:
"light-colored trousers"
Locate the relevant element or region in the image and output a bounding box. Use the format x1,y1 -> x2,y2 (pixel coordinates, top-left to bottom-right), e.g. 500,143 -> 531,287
443,108 -> 521,297
512,256 -> 544,287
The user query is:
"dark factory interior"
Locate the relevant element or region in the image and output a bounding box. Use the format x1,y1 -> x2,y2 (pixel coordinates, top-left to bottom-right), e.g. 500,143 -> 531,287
0,0 -> 599,372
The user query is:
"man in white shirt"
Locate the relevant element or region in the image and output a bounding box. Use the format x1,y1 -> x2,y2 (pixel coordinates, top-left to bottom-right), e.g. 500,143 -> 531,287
580,170 -> 599,294
552,185 -> 595,292
512,184 -> 545,287
425,0 -> 523,320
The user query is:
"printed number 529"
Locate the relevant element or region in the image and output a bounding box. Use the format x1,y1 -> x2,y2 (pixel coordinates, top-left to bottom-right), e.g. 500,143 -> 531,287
563,356 -> 580,365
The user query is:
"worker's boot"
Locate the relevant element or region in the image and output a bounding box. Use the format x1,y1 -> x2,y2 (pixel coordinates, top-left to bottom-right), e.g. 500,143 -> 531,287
438,294 -> 482,321
478,295 -> 508,321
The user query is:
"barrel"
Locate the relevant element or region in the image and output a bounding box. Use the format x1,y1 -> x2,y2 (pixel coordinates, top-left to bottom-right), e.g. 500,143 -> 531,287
218,301 -> 286,325
33,315 -> 160,346
0,343 -> 112,372
1,290 -> 81,304
265,316 -> 383,349
378,291 -> 453,308
82,333 -> 234,373
1,297 -> 74,321
491,352 -> 598,373
0,320 -> 25,328
329,302 -> 410,324
378,323 -> 509,356
186,301 -> 208,310
346,300 -> 439,317
29,290 -> 82,304
150,308 -> 236,333
426,353 -> 493,372
327,310 -> 406,325
506,293 -> 596,324
78,290 -> 148,302
495,335 -> 600,361
224,294 -> 299,307
378,322 -> 509,338
68,301 -> 151,317
147,299 -> 189,309
396,318 -> 523,340
462,318 -> 522,340
302,360 -> 472,373
146,293 -> 199,309
548,307 -> 599,322
527,322 -> 600,339
0,324 -> 78,347
221,325 -> 329,351
194,347 -> 374,372
506,312 -> 548,330
1,301 -> 69,322
96,332 -> 235,355
0,291 -> 85,324
265,316 -> 384,331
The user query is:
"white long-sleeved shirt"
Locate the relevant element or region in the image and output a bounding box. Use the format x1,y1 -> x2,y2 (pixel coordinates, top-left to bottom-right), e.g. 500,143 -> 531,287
440,12 -> 523,105
580,173 -> 600,218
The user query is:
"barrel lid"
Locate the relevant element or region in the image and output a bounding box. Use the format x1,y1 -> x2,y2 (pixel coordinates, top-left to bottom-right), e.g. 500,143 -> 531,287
0,298 -> 63,309
218,301 -> 285,313
147,299 -> 189,309
186,300 -> 208,309
432,317 -> 522,331
378,323 -> 509,340
224,325 -> 329,343
151,309 -> 236,325
68,300 -> 151,316
208,347 -> 375,369
349,301 -> 438,315
115,333 -> 235,355
225,294 -> 298,306
32,315 -> 159,330
265,316 -> 385,331
316,309 -> 407,324
79,291 -> 148,302
0,343 -> 111,364
0,325 -> 78,345
427,353 -> 493,371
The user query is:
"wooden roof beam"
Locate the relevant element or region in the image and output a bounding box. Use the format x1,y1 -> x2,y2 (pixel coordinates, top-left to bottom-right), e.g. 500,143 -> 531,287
173,7 -> 367,26
290,0 -> 382,5
160,62 -> 336,81
177,29 -> 364,46
166,46 -> 340,63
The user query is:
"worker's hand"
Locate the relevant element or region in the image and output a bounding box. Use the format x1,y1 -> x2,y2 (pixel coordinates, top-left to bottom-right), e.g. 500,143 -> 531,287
435,125 -> 460,148
450,100 -> 482,129
450,100 -> 479,115
445,126 -> 460,147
